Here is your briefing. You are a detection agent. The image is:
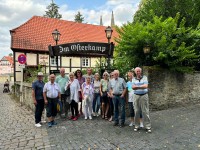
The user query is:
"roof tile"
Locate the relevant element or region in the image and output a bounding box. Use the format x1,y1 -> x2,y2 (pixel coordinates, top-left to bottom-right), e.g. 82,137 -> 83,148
10,16 -> 118,52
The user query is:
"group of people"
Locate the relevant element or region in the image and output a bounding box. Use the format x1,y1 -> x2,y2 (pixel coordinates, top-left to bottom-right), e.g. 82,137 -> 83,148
32,67 -> 152,133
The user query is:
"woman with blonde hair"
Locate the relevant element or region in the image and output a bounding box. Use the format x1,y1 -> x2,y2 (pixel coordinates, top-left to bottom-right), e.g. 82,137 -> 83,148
92,73 -> 101,117
100,72 -> 110,119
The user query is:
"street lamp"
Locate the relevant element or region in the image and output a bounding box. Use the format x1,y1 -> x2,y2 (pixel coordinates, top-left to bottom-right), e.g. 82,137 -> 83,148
105,26 -> 113,44
52,29 -> 61,45
143,45 -> 151,66
52,29 -> 61,70
143,45 -> 151,54
105,26 -> 113,71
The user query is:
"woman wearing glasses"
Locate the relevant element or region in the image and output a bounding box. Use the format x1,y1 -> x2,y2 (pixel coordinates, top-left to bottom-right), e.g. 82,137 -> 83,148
100,72 -> 110,119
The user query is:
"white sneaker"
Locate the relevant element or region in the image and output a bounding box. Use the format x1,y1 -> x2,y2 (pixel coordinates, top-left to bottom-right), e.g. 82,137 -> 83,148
93,113 -> 96,117
35,123 -> 42,127
96,113 -> 99,117
129,122 -> 134,127
85,116 -> 87,120
89,116 -> 92,120
140,122 -> 144,128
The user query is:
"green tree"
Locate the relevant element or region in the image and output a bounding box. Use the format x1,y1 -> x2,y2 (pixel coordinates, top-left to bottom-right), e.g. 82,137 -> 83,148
115,14 -> 200,73
9,53 -> 13,56
74,11 -> 84,23
44,0 -> 62,19
134,0 -> 200,28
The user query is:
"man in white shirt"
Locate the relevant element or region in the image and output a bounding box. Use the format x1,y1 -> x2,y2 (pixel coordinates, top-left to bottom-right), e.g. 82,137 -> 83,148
43,74 -> 61,127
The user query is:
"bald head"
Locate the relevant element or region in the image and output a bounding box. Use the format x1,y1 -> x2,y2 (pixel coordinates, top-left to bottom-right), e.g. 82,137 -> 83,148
113,70 -> 119,78
60,68 -> 65,77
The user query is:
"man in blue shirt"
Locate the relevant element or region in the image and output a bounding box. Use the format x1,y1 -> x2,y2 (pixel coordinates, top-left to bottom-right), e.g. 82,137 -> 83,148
32,72 -> 45,127
109,70 -> 126,127
132,67 -> 152,133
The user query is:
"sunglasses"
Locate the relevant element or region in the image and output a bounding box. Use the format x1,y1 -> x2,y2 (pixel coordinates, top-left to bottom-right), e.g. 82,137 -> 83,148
103,74 -> 108,76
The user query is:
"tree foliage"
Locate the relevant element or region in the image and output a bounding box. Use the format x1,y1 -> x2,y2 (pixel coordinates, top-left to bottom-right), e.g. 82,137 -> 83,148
114,14 -> 200,74
74,11 -> 84,23
44,0 -> 62,19
134,0 -> 200,28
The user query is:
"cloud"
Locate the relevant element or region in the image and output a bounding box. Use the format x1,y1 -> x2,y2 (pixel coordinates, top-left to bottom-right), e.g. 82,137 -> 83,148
0,0 -> 140,58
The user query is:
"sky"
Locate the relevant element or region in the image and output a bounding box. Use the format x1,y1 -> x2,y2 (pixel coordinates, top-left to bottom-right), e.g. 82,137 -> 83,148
0,0 -> 141,59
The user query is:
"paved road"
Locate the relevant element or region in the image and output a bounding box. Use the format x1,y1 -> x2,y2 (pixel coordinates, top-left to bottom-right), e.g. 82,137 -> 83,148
0,84 -> 200,150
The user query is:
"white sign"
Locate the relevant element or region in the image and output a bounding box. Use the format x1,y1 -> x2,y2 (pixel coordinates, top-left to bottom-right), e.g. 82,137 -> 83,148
39,55 -> 49,65
19,64 -> 25,68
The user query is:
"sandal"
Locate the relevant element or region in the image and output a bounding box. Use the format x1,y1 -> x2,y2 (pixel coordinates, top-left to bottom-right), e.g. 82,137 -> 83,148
102,115 -> 105,119
105,115 -> 108,120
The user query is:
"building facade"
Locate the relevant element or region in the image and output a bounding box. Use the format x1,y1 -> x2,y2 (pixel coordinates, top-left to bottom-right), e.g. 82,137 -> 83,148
0,56 -> 14,75
10,15 -> 117,81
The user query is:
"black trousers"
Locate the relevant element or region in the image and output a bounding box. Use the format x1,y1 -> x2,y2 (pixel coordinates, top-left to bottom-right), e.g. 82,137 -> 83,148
71,100 -> 78,117
35,99 -> 44,124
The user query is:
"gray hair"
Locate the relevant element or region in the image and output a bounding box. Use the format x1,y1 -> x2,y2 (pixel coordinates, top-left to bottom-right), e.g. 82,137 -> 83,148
134,67 -> 142,73
68,72 -> 74,76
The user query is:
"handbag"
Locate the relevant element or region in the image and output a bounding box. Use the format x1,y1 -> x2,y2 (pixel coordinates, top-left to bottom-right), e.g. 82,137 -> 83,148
57,100 -> 62,113
64,87 -> 70,96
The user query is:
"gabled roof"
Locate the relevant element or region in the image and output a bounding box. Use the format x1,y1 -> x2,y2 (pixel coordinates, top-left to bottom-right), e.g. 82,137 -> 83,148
1,56 -> 13,64
10,16 -> 118,52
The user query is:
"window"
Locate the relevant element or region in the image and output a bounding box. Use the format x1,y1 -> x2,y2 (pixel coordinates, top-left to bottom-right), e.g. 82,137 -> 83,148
82,57 -> 89,67
51,57 -> 56,66
50,56 -> 60,66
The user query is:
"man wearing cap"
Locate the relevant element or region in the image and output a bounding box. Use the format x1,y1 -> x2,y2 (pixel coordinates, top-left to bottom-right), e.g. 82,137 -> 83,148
43,74 -> 61,127
32,72 -> 45,127
55,68 -> 69,117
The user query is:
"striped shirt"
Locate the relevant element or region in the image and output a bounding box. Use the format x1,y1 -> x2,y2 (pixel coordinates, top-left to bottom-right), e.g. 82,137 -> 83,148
132,76 -> 148,95
43,81 -> 61,98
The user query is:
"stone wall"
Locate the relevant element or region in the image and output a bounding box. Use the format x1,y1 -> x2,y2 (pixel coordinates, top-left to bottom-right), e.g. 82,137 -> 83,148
13,68 -> 200,112
143,67 -> 200,110
13,82 -> 35,111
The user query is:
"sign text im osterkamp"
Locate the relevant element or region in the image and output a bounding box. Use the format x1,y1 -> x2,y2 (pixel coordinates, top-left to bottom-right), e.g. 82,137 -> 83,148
49,42 -> 114,57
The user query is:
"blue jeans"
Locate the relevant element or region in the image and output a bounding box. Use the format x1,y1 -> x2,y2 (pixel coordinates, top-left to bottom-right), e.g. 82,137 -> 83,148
113,95 -> 125,124
93,93 -> 101,113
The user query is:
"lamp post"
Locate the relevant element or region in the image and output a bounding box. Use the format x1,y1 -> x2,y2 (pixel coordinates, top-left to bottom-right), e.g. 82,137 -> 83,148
52,29 -> 61,70
143,45 -> 151,66
105,26 -> 113,71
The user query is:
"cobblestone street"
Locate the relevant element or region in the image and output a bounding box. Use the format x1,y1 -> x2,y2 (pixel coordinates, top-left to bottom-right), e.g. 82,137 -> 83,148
0,84 -> 200,150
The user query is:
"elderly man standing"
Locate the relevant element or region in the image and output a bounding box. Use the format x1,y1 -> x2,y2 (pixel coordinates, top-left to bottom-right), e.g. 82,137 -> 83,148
109,70 -> 126,127
43,74 -> 61,127
32,72 -> 45,127
132,67 -> 151,133
55,68 -> 69,118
